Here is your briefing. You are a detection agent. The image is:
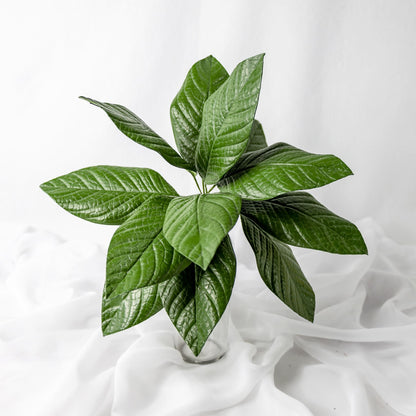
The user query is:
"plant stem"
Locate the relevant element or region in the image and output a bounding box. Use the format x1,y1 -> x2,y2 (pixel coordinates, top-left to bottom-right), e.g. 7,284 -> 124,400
207,184 -> 216,193
190,172 -> 202,194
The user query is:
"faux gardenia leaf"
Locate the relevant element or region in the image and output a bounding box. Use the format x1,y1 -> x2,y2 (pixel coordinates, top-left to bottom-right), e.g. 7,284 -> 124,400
80,96 -> 193,170
40,166 -> 178,225
102,196 -> 190,335
196,54 -> 265,184
105,196 -> 190,298
102,285 -> 163,336
163,193 -> 241,270
242,192 -> 368,254
219,143 -> 352,200
244,120 -> 267,153
170,55 -> 229,169
241,216 -> 315,321
161,236 -> 236,356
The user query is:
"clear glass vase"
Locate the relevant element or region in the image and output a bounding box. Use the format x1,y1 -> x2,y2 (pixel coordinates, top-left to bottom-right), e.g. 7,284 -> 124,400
174,307 -> 230,364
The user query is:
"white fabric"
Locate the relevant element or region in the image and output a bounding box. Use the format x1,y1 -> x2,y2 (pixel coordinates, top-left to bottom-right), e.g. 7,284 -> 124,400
1,218 -> 415,415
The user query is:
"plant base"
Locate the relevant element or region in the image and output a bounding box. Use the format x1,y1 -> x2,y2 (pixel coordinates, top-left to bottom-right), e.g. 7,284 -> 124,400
174,308 -> 230,364
176,338 -> 227,364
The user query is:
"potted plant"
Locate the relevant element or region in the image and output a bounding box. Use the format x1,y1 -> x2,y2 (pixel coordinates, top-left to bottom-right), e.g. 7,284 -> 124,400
40,53 -> 367,364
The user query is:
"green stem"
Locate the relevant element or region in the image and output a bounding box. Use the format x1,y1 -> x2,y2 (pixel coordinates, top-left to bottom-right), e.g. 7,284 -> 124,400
190,171 -> 202,194
207,184 -> 216,193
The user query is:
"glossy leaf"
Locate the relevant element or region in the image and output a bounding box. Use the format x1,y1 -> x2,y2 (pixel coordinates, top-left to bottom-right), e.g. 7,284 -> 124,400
102,285 -> 163,336
40,166 -> 178,225
170,55 -> 229,169
245,120 -> 267,153
80,96 -> 193,170
241,216 -> 315,321
102,196 -> 190,335
242,192 -> 368,254
219,142 -> 353,200
161,236 -> 236,356
163,193 -> 241,269
196,54 -> 265,184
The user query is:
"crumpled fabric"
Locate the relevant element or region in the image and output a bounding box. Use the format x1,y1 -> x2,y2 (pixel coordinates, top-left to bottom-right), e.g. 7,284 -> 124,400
0,218 -> 415,415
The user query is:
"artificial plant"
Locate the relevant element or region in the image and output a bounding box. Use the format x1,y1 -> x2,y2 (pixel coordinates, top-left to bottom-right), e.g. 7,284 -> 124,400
40,54 -> 367,356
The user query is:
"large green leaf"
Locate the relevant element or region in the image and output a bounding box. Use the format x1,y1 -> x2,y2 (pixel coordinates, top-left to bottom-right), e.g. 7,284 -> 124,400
163,193 -> 241,270
196,54 -> 265,184
80,96 -> 192,170
102,196 -> 190,335
219,142 -> 352,200
245,120 -> 267,153
241,215 -> 315,321
40,166 -> 177,225
170,55 -> 229,169
242,192 -> 368,254
161,236 -> 236,356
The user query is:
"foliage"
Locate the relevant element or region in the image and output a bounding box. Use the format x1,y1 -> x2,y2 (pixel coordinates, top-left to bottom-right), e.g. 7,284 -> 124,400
41,54 -> 367,356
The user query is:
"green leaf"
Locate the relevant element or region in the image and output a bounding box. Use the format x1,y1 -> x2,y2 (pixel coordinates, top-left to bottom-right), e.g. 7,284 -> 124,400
102,285 -> 164,336
170,55 -> 229,169
163,193 -> 241,270
245,120 -> 267,153
196,54 -> 265,184
80,96 -> 193,171
40,166 -> 177,225
161,236 -> 236,356
242,192 -> 368,254
219,143 -> 353,200
241,215 -> 315,321
102,196 -> 190,335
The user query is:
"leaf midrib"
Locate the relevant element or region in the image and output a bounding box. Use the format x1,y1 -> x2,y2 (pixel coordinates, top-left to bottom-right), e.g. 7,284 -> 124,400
42,183 -> 173,196
227,159 -> 342,181
243,214 -> 309,306
107,228 -> 166,299
204,60 -> 262,177
251,198 -> 359,251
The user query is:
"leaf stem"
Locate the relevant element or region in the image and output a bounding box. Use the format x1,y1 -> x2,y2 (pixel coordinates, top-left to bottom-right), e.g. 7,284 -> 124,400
207,184 -> 216,193
190,171 -> 203,194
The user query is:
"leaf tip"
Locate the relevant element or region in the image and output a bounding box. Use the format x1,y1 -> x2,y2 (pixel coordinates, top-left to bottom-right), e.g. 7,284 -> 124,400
101,316 -> 116,337
302,290 -> 316,323
252,52 -> 265,62
340,160 -> 354,178
79,96 -> 96,106
359,241 -> 369,256
351,225 -> 368,255
303,306 -> 315,323
79,96 -> 98,107
39,181 -> 51,193
197,255 -> 211,271
192,344 -> 204,357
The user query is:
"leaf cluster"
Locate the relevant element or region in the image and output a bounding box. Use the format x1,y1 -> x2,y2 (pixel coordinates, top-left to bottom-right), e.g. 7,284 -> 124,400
41,54 -> 367,356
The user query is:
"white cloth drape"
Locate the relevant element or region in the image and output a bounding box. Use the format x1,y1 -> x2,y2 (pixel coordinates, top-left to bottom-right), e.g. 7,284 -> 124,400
1,219 -> 415,415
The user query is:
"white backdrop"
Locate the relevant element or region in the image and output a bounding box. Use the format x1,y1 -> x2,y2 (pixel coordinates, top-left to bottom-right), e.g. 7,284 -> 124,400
2,1 -> 416,415
1,0 -> 416,245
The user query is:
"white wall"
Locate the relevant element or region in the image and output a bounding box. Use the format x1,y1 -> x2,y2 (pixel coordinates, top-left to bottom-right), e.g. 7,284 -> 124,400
2,0 -> 416,245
